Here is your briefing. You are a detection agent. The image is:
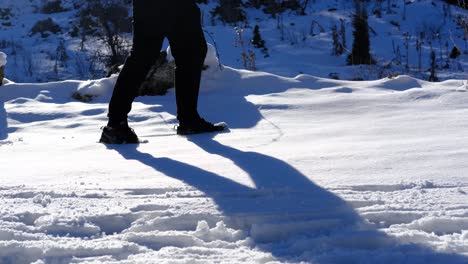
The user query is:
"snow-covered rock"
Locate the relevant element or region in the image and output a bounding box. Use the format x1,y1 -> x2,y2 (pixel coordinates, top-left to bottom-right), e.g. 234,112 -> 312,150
0,52 -> 6,67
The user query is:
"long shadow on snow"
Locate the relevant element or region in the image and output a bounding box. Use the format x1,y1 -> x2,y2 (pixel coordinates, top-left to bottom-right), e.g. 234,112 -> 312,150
138,68 -> 344,131
140,69 -> 424,133
110,139 -> 468,263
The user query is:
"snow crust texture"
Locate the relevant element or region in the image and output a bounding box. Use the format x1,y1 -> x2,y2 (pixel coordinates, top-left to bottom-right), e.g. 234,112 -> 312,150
1,68 -> 468,263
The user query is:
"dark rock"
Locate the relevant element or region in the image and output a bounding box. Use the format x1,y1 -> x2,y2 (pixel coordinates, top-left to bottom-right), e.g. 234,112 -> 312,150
0,66 -> 4,86
139,51 -> 176,96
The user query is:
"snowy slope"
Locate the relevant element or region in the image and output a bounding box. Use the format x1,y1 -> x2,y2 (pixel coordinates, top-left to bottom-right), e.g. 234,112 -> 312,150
1,63 -> 468,263
0,0 -> 466,82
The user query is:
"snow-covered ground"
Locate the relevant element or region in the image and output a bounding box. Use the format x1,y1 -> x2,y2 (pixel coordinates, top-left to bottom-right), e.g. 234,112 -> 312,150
1,60 -> 468,263
0,0 -> 466,82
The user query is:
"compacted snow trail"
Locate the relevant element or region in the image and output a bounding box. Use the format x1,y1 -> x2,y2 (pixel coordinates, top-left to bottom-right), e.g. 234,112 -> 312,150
0,69 -> 468,263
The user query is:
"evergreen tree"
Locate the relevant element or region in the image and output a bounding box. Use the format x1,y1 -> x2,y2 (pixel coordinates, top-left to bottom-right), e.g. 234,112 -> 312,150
429,50 -> 439,82
416,35 -> 423,71
252,25 -> 266,49
251,25 -> 269,57
347,0 -> 374,65
449,46 -> 461,59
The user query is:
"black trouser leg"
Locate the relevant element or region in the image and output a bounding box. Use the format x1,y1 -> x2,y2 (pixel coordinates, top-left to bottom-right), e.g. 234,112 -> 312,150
107,1 -> 206,126
107,49 -> 161,126
168,4 -> 207,125
107,3 -> 164,126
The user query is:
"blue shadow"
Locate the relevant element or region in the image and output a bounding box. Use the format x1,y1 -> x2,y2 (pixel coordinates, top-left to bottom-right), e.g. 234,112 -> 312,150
109,138 -> 468,263
136,68 -> 341,131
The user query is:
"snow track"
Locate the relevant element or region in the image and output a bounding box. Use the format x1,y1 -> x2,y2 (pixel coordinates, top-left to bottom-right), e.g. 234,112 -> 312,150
0,185 -> 347,263
1,183 -> 467,263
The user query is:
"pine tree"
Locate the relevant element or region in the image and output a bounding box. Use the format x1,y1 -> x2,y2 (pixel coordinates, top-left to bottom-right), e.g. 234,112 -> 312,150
429,50 -> 439,82
449,46 -> 461,59
416,34 -> 423,71
347,0 -> 374,65
252,25 -> 265,49
251,25 -> 269,58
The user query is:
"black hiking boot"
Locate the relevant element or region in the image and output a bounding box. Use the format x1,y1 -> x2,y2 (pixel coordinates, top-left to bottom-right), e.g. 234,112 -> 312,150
99,123 -> 140,144
176,118 -> 226,135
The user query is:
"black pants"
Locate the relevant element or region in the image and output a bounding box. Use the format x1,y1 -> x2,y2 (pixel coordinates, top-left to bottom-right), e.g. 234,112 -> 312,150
108,0 -> 207,126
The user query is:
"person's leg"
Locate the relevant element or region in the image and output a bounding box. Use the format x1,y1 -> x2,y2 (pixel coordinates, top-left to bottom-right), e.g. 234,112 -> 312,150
107,2 -> 164,127
167,2 -> 207,125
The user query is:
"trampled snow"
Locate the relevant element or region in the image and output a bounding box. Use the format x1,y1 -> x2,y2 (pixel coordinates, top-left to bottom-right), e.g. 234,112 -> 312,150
1,62 -> 468,263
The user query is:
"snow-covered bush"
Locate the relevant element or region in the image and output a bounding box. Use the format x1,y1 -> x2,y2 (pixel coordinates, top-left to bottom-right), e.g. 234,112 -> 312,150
211,0 -> 246,24
235,27 -> 257,71
30,18 -> 62,38
0,8 -> 13,21
40,0 -> 66,14
77,0 -> 132,72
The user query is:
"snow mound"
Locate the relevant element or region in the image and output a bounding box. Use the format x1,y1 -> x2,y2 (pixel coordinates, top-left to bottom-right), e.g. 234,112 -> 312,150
395,217 -> 468,235
204,43 -> 221,70
0,52 -> 6,67
32,193 -> 52,207
377,75 -> 424,91
167,43 -> 220,71
34,215 -> 101,237
194,221 -> 245,243
75,75 -> 117,99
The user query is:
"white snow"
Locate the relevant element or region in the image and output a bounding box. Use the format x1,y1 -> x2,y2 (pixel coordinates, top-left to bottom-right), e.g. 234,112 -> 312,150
1,0 -> 467,82
0,52 -> 6,68
1,64 -> 468,263
0,0 -> 467,261
76,75 -> 118,98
